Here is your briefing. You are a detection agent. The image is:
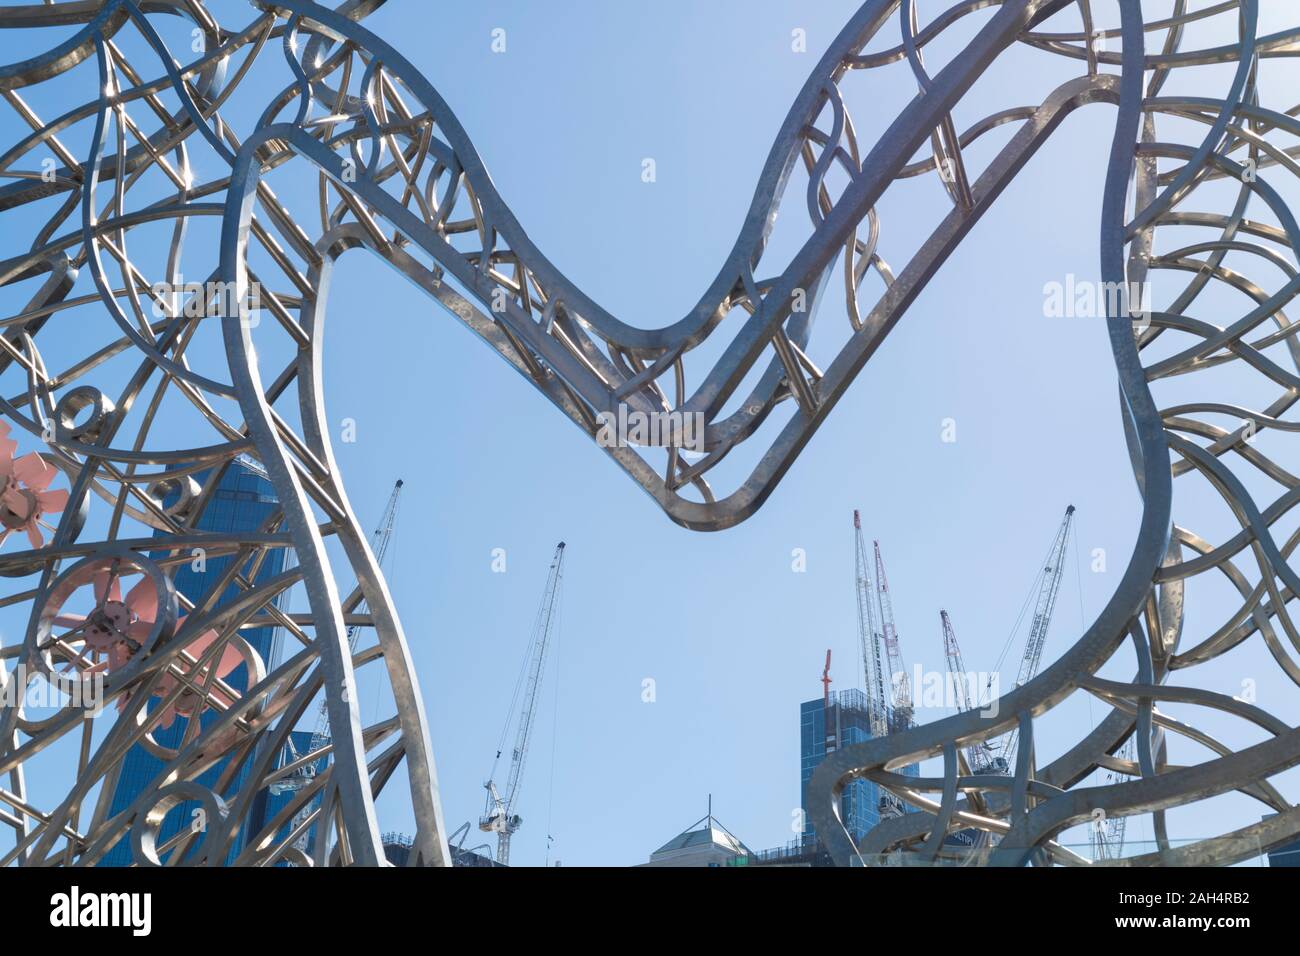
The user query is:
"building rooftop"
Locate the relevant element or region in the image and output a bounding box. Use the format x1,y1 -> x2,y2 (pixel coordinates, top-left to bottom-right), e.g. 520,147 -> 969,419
643,807 -> 752,866
652,819 -> 750,856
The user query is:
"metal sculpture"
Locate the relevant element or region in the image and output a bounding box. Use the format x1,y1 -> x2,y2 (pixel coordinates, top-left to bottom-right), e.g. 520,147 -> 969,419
0,0 -> 1296,866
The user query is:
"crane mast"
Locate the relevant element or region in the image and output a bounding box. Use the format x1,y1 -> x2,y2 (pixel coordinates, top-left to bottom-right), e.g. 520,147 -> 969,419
998,505 -> 1076,767
480,541 -> 566,865
874,541 -> 912,732
940,611 -> 975,713
821,649 -> 836,755
853,511 -> 889,740
940,610 -> 997,774
868,541 -> 911,819
273,479 -> 404,797
307,479 -> 404,753
1091,739 -> 1134,860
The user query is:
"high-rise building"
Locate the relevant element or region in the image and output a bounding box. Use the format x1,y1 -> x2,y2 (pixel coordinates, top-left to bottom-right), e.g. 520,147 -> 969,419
799,688 -> 919,855
101,457 -> 291,865
382,833 -> 414,866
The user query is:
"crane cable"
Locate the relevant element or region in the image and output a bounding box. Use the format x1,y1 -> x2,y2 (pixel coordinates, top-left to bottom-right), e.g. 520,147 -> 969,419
489,549 -> 558,786
489,613 -> 535,783
1075,512 -> 1097,746
986,526 -> 1059,703
543,573 -> 563,867
369,489 -> 400,725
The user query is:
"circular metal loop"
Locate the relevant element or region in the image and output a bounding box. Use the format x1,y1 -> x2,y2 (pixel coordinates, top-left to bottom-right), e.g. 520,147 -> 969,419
135,631 -> 265,763
53,385 -> 115,441
21,549 -> 177,733
130,781 -> 231,867
279,846 -> 314,868
144,474 -> 202,519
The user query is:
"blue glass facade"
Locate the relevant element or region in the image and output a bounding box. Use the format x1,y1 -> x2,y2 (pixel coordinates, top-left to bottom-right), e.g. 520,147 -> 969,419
800,689 -> 918,850
101,458 -> 290,865
1269,840 -> 1300,867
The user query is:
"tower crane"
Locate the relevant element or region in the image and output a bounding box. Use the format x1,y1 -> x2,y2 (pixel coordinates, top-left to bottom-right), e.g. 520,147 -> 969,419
821,649 -> 837,755
821,648 -> 833,705
940,610 -> 999,774
272,479 -> 404,795
479,541 -> 566,865
848,516 -> 915,818
853,511 -> 889,740
874,542 -> 912,733
868,540 -> 912,818
1090,739 -> 1135,860
991,505 -> 1076,770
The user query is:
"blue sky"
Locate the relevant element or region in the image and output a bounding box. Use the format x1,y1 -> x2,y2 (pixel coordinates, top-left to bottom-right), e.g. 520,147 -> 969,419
318,0 -> 1300,864
4,0 -> 1300,867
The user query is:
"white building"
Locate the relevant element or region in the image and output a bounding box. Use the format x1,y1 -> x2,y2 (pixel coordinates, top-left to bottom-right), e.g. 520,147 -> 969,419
641,810 -> 751,867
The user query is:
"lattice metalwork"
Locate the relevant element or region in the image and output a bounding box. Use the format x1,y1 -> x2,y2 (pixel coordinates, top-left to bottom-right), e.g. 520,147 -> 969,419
802,0 -> 1300,867
0,0 -> 1298,866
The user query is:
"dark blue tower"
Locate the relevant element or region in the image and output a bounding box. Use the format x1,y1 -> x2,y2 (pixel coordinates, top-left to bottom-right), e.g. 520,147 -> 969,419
101,457 -> 289,865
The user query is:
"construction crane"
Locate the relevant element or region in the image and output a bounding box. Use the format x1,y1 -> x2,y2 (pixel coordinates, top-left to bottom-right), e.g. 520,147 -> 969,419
821,648 -> 833,705
1090,739 -> 1135,860
864,540 -> 912,818
479,541 -> 566,865
272,479 -> 404,795
874,541 -> 912,734
853,511 -> 889,740
940,610 -> 1000,774
991,504 -> 1076,770
821,649 -> 837,755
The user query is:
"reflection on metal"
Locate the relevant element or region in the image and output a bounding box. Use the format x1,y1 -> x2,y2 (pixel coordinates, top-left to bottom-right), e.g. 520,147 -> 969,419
803,0 -> 1300,867
0,0 -> 1297,865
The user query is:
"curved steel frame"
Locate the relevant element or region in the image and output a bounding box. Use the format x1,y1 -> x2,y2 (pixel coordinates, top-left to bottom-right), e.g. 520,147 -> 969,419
0,0 -> 1295,865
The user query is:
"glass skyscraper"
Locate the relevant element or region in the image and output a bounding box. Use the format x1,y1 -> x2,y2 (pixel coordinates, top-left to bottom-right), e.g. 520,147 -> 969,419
101,457 -> 295,865
799,688 -> 919,854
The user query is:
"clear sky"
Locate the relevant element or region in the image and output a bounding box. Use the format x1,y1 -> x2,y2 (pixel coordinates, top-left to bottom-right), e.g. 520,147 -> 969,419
4,0 -> 1300,867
